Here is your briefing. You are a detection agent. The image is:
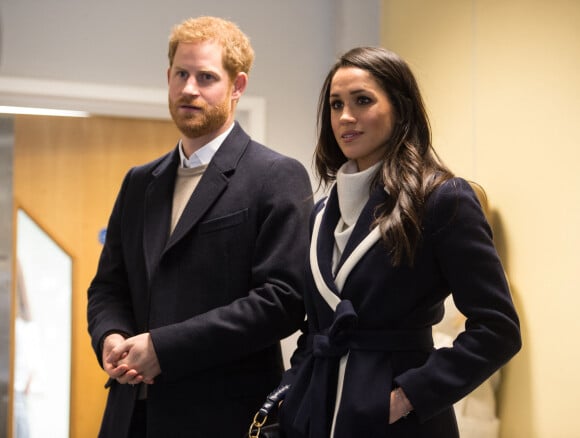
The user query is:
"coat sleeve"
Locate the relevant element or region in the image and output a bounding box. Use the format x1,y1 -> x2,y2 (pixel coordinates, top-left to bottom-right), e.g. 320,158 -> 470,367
395,178 -> 521,422
87,168 -> 138,367
149,156 -> 313,380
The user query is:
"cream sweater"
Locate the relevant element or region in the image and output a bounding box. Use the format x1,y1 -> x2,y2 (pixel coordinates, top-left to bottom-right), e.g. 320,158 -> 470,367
333,160 -> 382,274
170,164 -> 208,234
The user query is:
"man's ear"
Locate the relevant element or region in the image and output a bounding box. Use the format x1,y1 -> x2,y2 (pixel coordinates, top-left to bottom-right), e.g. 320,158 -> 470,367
231,72 -> 248,100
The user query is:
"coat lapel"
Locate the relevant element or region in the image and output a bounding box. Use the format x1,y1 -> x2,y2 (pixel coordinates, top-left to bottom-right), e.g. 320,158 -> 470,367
310,189 -> 341,311
311,185 -> 388,308
334,187 -> 387,289
143,148 -> 180,281
164,123 -> 250,253
142,123 -> 250,280
337,186 -> 388,266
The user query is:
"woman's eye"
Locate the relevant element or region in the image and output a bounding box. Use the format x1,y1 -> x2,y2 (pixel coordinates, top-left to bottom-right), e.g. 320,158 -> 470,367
330,100 -> 343,110
357,96 -> 372,105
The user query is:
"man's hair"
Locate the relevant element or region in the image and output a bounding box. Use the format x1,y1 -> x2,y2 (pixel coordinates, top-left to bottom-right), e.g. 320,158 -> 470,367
168,16 -> 255,80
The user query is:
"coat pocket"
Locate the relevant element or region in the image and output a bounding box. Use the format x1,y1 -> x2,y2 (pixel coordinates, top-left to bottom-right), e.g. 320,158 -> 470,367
198,208 -> 248,234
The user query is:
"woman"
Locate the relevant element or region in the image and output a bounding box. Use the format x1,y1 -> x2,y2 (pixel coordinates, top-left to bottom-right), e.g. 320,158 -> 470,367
277,47 -> 521,437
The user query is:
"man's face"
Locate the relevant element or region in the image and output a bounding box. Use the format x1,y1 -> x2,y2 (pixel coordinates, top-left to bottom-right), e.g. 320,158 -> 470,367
168,41 -> 234,141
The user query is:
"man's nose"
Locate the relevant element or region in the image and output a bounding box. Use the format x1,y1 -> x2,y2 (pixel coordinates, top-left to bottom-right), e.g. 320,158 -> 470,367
182,78 -> 199,95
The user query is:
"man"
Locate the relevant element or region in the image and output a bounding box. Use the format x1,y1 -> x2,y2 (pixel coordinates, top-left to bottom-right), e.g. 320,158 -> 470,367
87,16 -> 313,438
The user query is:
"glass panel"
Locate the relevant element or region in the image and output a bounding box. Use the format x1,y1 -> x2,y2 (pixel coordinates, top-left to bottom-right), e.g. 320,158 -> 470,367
14,209 -> 71,438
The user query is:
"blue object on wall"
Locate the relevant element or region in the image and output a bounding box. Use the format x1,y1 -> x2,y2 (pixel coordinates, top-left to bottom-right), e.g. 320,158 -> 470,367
98,228 -> 107,245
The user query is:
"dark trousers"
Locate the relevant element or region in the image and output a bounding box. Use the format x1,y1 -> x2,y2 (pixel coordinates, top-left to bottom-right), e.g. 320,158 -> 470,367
129,400 -> 147,438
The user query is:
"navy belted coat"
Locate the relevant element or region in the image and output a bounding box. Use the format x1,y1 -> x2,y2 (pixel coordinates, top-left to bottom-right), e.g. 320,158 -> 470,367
279,178 -> 521,438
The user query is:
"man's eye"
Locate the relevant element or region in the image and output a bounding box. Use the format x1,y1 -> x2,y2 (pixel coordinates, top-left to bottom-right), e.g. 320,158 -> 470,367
199,73 -> 215,82
177,70 -> 188,79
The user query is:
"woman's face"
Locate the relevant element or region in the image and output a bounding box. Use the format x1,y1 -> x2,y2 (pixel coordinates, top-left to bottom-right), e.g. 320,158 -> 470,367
329,67 -> 395,171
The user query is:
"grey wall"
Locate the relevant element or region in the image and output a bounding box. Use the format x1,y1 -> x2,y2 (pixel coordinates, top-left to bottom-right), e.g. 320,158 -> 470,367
0,0 -> 380,172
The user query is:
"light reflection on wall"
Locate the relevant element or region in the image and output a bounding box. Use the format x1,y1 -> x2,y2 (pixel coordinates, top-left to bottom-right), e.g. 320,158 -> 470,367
14,209 -> 71,438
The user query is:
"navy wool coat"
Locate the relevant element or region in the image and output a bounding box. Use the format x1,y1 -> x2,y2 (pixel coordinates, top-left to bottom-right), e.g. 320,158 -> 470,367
279,178 -> 521,438
87,122 -> 313,438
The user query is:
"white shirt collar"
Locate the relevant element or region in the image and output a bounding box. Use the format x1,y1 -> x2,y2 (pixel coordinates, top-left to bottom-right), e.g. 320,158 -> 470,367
179,122 -> 235,168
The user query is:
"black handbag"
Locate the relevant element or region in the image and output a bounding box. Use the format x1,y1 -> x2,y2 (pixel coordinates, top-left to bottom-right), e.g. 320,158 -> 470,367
246,384 -> 289,438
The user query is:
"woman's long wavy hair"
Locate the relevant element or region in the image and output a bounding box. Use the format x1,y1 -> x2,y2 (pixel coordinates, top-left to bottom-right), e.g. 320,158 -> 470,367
315,47 -> 454,266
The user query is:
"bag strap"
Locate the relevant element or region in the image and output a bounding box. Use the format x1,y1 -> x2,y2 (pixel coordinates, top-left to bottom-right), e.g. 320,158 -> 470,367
248,384 -> 290,438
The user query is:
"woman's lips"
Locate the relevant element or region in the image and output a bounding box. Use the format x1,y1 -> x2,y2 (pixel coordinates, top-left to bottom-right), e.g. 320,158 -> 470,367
341,131 -> 361,141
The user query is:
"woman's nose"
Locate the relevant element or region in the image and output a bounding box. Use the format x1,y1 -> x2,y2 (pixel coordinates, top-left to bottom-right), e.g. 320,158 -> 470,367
340,107 -> 355,123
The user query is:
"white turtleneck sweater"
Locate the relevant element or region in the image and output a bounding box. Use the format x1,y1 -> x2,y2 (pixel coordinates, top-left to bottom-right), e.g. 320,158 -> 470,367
332,160 -> 382,275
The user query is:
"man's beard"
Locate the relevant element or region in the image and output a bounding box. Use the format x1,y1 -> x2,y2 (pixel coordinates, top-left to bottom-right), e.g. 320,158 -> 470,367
169,96 -> 231,139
